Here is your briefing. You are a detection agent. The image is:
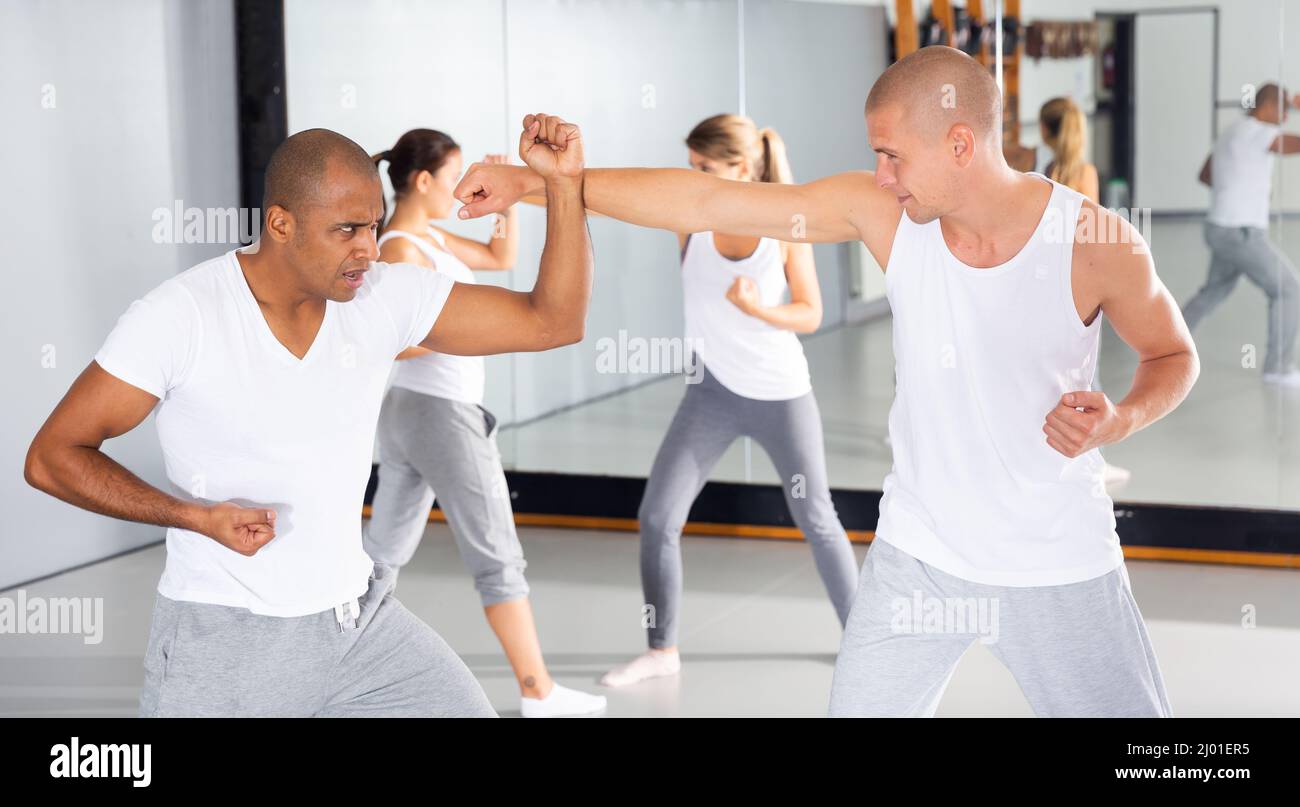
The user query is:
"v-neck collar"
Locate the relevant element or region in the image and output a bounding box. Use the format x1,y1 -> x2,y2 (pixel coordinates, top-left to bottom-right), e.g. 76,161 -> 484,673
231,250 -> 333,367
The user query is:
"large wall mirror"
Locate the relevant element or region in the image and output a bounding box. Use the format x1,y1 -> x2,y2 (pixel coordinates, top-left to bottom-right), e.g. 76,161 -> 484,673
275,0 -> 1299,562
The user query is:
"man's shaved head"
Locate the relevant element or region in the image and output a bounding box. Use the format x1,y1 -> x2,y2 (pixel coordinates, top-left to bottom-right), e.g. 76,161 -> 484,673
255,127 -> 385,304
263,128 -> 378,213
866,46 -> 1001,143
1257,82 -> 1281,109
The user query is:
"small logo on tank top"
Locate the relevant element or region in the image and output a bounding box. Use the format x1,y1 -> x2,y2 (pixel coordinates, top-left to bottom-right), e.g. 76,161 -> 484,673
1034,265 -> 1049,280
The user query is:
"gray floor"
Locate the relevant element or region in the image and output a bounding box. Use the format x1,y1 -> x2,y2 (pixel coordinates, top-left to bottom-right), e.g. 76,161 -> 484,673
3,522 -> 1298,717
501,215 -> 1300,511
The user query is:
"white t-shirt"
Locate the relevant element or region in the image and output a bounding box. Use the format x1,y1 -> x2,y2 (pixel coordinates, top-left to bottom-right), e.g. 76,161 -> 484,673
94,248 -> 455,617
1208,115 -> 1280,229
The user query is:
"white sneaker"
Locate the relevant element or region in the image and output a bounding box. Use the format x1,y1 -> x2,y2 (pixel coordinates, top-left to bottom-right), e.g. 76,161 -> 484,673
1263,369 -> 1300,388
600,649 -> 681,688
520,683 -> 607,718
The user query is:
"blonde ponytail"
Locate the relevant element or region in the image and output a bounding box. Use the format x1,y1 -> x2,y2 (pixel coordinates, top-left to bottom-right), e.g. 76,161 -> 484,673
686,114 -> 794,184
757,127 -> 794,184
1039,97 -> 1087,191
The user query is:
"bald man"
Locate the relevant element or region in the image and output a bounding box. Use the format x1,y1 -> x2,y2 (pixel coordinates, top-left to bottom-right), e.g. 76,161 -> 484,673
24,120 -> 591,717
456,47 -> 1195,717
1186,82 -> 1300,387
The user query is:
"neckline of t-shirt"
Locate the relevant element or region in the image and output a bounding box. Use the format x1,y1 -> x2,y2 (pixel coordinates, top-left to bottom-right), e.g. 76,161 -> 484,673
707,231 -> 769,264
230,248 -> 333,367
936,172 -> 1059,277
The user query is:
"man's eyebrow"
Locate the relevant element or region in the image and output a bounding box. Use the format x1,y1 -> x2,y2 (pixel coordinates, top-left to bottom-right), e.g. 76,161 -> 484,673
334,218 -> 379,228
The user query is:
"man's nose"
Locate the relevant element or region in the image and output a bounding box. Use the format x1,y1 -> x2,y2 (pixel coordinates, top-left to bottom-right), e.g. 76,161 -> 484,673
360,228 -> 381,262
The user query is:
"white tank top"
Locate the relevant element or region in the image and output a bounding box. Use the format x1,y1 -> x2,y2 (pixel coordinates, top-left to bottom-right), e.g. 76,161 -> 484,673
379,226 -> 485,405
681,232 -> 811,400
875,173 -> 1123,587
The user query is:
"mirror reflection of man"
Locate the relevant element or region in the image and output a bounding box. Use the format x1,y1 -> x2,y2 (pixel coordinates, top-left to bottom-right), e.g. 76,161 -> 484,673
1185,82 -> 1300,387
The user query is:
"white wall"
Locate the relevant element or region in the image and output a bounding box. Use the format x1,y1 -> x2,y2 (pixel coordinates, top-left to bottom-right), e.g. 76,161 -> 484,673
0,0 -> 240,589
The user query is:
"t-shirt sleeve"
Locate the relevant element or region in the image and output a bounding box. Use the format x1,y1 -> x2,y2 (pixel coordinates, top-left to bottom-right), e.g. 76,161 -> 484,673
372,261 -> 457,351
1250,120 -> 1282,151
93,281 -> 200,399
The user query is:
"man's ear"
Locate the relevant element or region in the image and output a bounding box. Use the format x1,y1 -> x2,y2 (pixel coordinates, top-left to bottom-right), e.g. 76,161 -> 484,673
264,204 -> 294,244
948,124 -> 976,168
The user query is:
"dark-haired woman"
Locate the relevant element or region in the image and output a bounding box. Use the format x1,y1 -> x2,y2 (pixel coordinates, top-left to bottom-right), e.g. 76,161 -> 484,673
367,129 -> 605,718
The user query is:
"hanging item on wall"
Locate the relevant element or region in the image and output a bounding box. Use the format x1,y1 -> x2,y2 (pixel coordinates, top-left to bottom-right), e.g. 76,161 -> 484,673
976,14 -> 1021,55
919,12 -> 948,48
951,7 -> 982,56
1102,42 -> 1116,88
1025,20 -> 1100,61
966,14 -> 984,56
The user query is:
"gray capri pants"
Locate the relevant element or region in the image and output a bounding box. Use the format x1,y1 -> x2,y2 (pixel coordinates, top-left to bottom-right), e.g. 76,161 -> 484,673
365,385 -> 529,607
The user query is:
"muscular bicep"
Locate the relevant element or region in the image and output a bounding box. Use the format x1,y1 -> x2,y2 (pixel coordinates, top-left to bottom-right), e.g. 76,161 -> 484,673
419,283 -> 552,356
35,362 -> 160,451
1087,236 -> 1194,362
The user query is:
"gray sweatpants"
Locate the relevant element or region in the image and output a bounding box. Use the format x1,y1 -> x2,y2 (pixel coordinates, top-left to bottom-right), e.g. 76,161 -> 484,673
138,562 -> 497,717
828,539 -> 1172,717
366,386 -> 529,606
639,361 -> 859,648
1182,221 -> 1299,374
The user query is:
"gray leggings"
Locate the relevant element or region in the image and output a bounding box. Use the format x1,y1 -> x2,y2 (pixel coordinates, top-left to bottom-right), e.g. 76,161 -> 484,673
1183,222 -> 1299,374
638,362 -> 859,648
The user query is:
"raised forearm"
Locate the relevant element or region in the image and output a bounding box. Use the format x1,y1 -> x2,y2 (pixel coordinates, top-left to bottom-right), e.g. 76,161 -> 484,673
488,207 -> 519,268
517,167 -> 704,229
516,166 -> 802,239
528,175 -> 592,344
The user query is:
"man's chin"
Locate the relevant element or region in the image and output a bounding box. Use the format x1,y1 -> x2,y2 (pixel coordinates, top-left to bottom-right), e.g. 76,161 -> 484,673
327,284 -> 359,303
907,207 -> 939,225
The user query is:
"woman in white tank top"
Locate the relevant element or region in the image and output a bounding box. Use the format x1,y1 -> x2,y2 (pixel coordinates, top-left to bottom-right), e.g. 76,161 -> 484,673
601,115 -> 860,688
366,128 -> 605,718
